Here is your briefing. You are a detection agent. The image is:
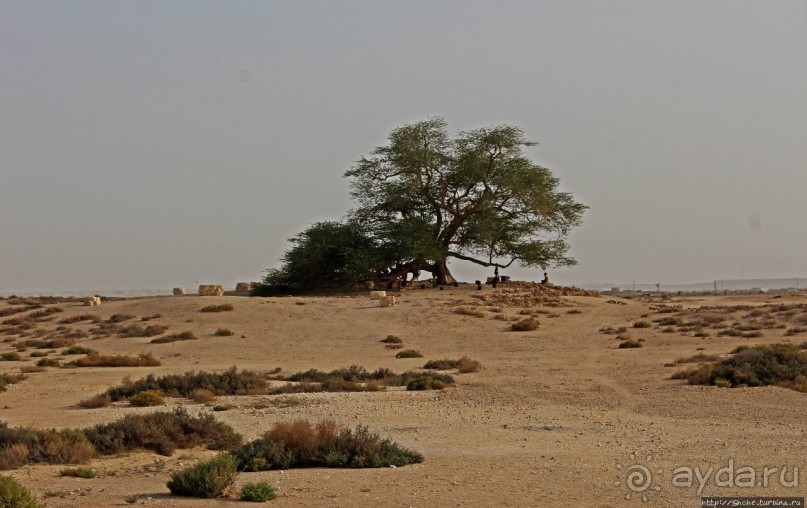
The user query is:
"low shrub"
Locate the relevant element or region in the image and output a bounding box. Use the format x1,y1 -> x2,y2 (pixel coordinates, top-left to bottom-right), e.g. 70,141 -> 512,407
239,481 -> 277,502
200,304 -> 234,313
406,376 -> 447,390
128,390 -> 165,407
35,358 -> 61,367
618,340 -> 643,349
20,366 -> 46,374
454,307 -> 485,318
395,350 -> 423,359
104,367 -> 268,402
108,314 -> 136,323
18,338 -> 75,349
29,351 -> 47,358
423,359 -> 456,370
230,420 -> 423,471
151,331 -> 197,344
0,373 -> 26,393
273,366 -> 453,394
59,315 -> 100,324
190,389 -> 217,403
380,335 -> 402,344
633,321 -> 651,328
59,467 -> 96,478
0,476 -> 44,507
674,353 -> 719,364
214,328 -> 233,337
681,344 -> 807,391
423,356 -> 481,373
167,454 -> 237,498
511,319 -> 539,331
0,352 -> 21,361
63,346 -> 97,355
72,353 -> 160,368
78,394 -> 112,409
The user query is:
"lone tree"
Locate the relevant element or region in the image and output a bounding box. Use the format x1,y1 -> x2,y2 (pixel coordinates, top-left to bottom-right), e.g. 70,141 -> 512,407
256,118 -> 586,294
344,118 -> 587,284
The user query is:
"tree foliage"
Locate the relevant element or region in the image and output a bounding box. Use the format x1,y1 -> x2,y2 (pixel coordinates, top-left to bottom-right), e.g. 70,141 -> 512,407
257,118 -> 587,292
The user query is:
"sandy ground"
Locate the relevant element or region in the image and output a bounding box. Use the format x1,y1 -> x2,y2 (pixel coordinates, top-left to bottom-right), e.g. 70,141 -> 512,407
0,287 -> 805,507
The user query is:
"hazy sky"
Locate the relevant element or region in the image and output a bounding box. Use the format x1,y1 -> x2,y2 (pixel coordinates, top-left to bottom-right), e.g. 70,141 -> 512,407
2,1 -> 806,293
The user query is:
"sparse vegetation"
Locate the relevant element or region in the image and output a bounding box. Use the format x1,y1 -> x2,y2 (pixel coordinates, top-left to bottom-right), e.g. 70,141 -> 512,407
78,394 -> 112,409
0,373 -> 26,393
454,307 -> 486,318
618,340 -> 643,349
239,481 -> 277,502
151,331 -> 197,344
674,353 -> 719,364
128,390 -> 166,407
423,356 -> 481,373
214,328 -> 234,337
0,409 -> 240,469
167,454 -> 238,498
73,353 -> 160,368
101,368 -> 268,402
63,346 -> 97,355
511,318 -> 539,331
380,335 -> 402,344
200,304 -> 234,313
59,314 -> 100,324
0,476 -> 44,507
59,467 -> 96,478
632,320 -> 651,328
108,314 -> 136,323
230,420 -> 423,471
395,349 -> 423,359
0,352 -> 21,361
678,344 -> 807,392
272,366 -> 453,394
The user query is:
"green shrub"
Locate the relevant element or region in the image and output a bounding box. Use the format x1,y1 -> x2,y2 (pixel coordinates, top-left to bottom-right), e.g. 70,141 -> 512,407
72,353 -> 160,367
103,367 -> 267,402
167,454 -> 237,498
59,467 -> 96,478
395,350 -> 423,359
239,481 -> 277,502
200,304 -> 234,313
0,352 -> 21,361
35,358 -> 61,367
128,390 -> 165,407
0,476 -> 44,507
683,344 -> 807,391
406,376 -> 446,390
62,346 -> 97,355
423,357 -> 481,373
29,351 -> 47,358
273,366 -> 453,394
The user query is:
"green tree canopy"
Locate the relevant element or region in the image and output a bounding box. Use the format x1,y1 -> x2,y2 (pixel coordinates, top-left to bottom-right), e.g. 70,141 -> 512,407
344,118 -> 587,283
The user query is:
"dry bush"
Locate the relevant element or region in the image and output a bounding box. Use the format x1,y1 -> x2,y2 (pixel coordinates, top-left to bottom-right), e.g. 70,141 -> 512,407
454,307 -> 486,318
72,353 -> 160,368
230,419 -> 423,471
108,314 -> 136,323
118,324 -> 146,337
456,356 -> 482,373
274,367 -> 452,394
191,389 -> 216,403
0,443 -> 30,470
20,366 -> 46,374
150,331 -> 198,344
18,338 -> 76,349
35,358 -> 61,368
618,340 -> 643,349
28,308 -> 63,320
674,353 -> 719,364
140,314 -> 162,321
62,346 -> 97,355
0,373 -> 26,393
380,335 -> 402,344
385,343 -> 404,350
200,304 -> 234,313
59,314 -> 101,325
214,328 -> 233,337
511,318 -> 539,331
0,352 -> 21,362
143,324 -> 169,337
633,320 -> 651,328
78,394 -> 112,409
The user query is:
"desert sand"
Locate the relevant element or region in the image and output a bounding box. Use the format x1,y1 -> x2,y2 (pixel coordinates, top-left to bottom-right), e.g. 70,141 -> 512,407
0,286 -> 805,507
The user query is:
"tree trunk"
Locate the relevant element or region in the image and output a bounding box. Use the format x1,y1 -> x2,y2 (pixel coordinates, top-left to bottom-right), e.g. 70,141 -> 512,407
431,259 -> 456,285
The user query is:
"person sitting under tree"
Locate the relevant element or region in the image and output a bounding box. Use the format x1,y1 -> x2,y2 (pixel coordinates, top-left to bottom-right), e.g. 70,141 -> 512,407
541,272 -> 550,285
